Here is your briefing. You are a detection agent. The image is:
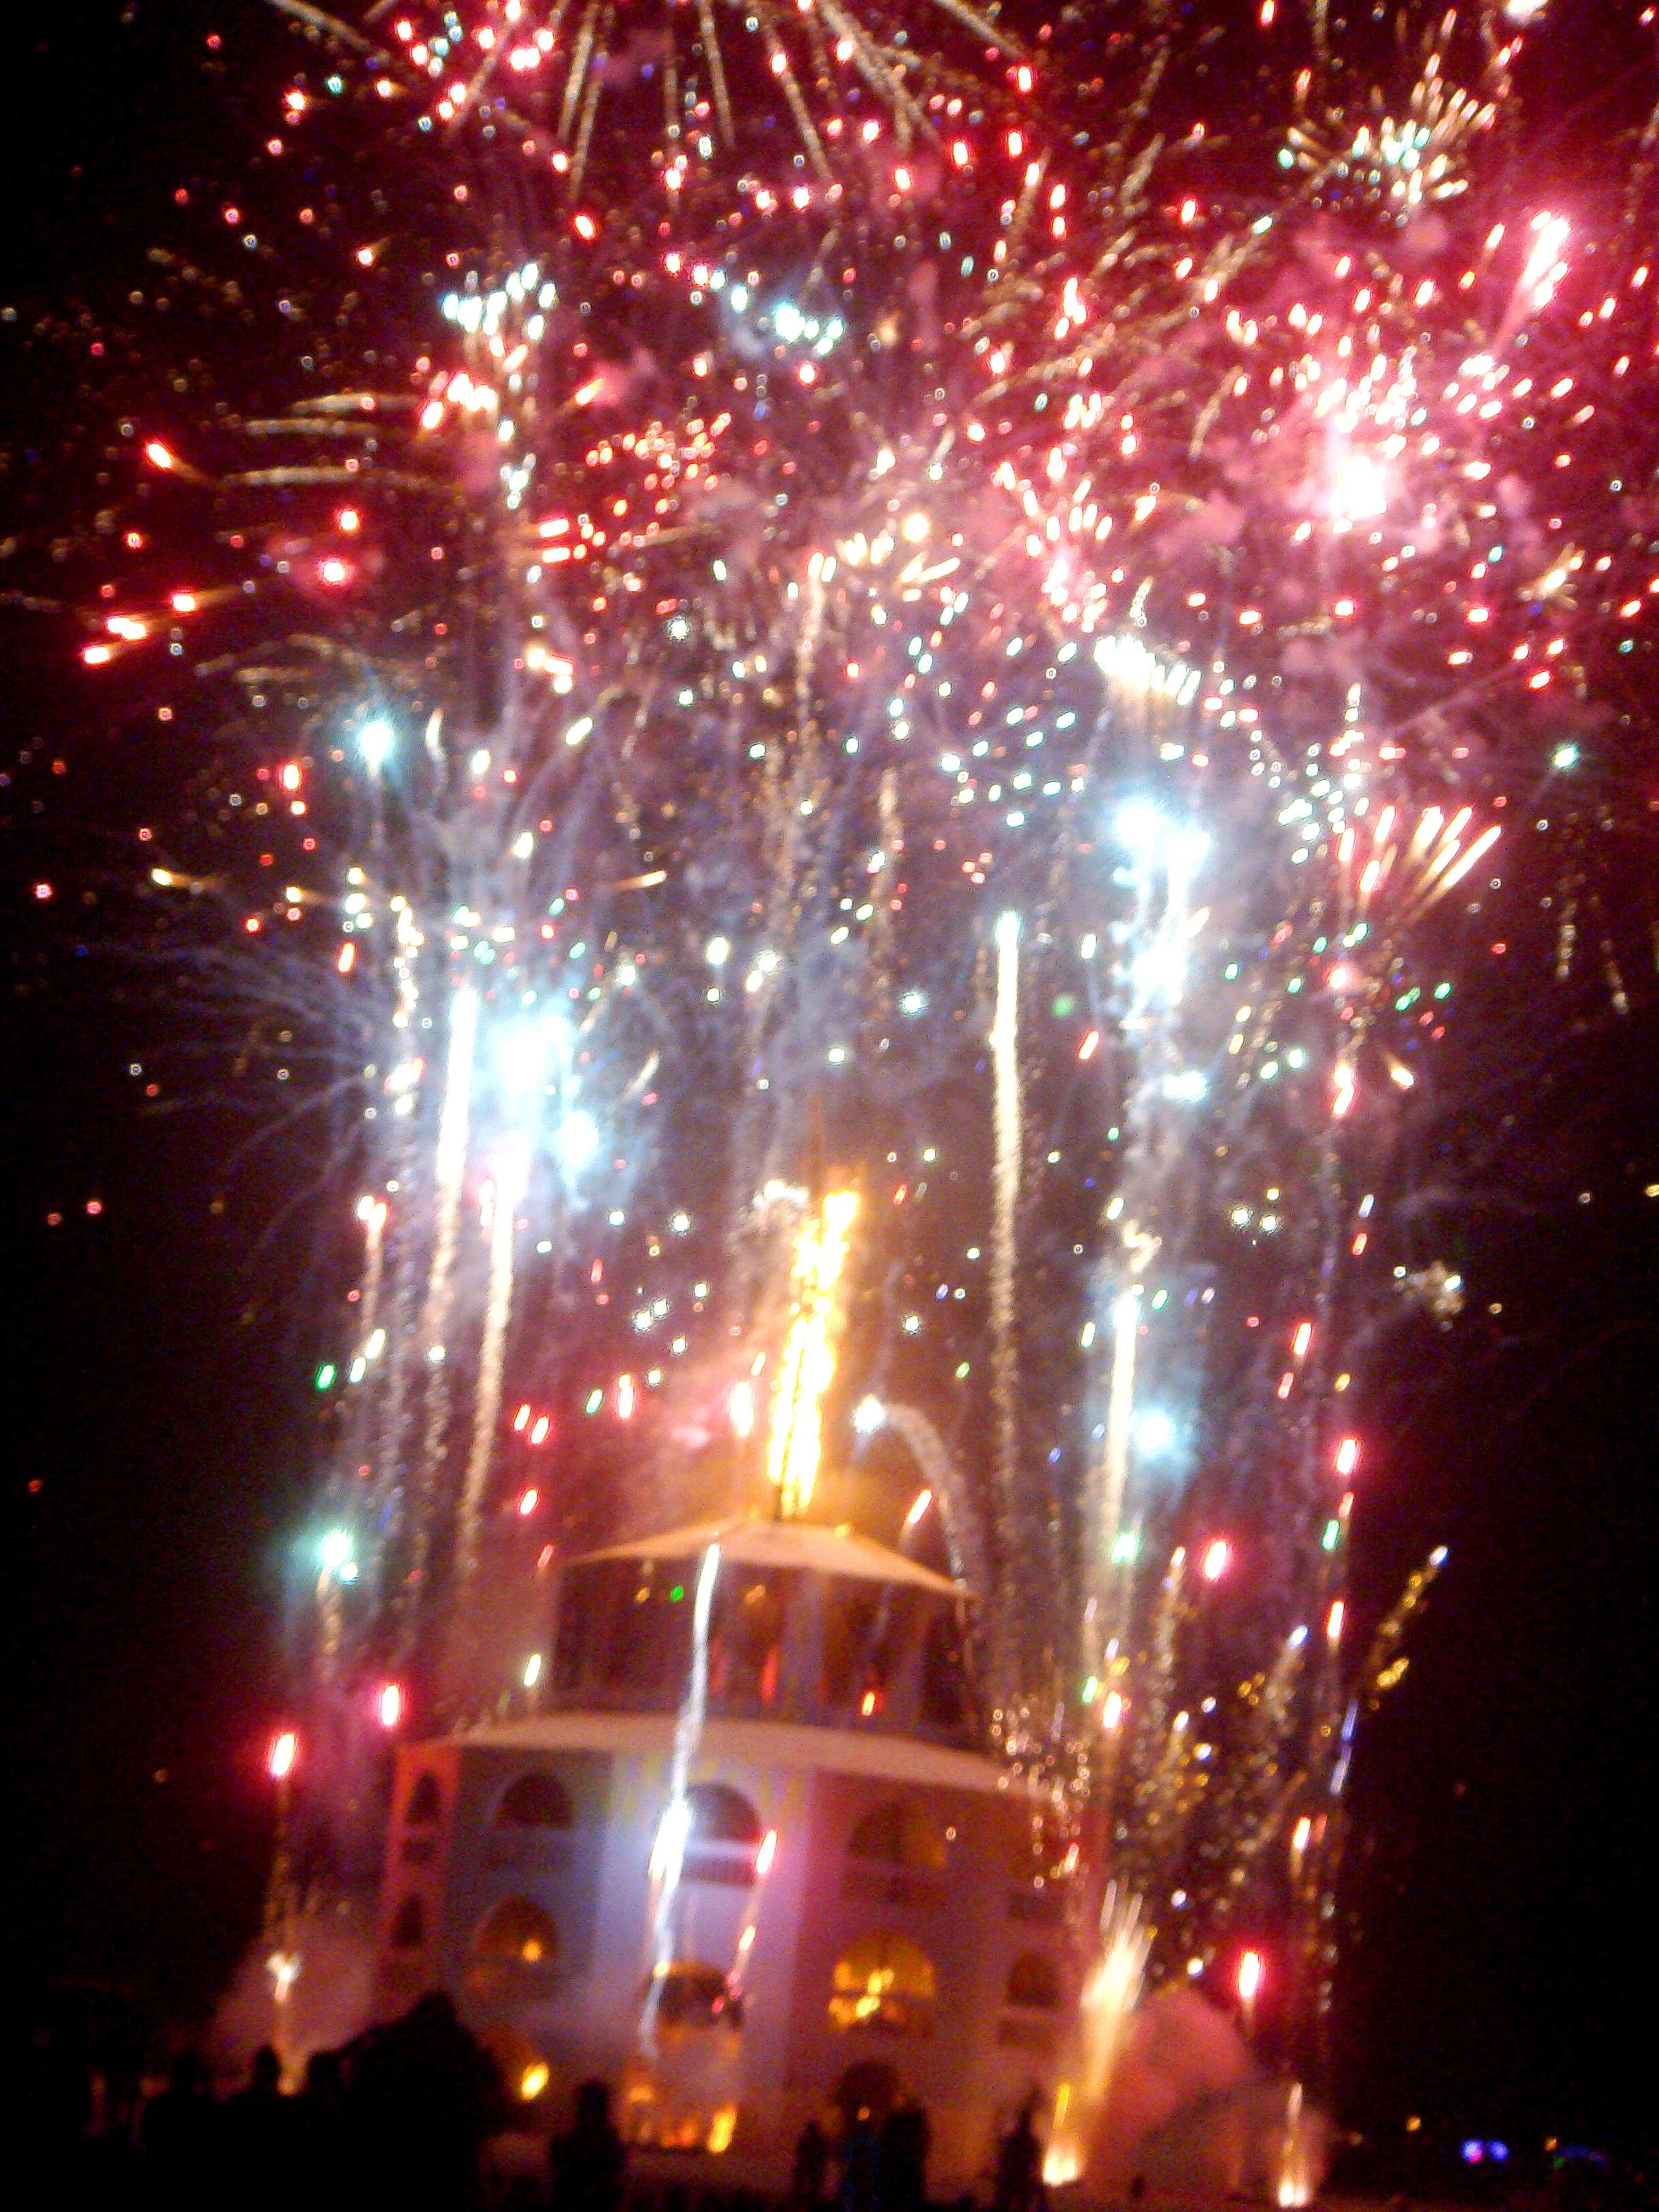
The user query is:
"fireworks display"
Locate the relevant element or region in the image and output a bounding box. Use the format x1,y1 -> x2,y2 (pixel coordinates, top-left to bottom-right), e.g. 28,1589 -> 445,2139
8,0 -> 1658,2118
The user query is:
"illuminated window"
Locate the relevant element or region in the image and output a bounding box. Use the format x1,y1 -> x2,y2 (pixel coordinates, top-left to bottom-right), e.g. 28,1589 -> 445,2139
390,1896 -> 426,1950
474,1897 -> 558,1966
406,1770 -> 443,1826
495,1771 -> 573,1829
847,1801 -> 947,1872
1005,1951 -> 1061,2011
827,1933 -> 937,2035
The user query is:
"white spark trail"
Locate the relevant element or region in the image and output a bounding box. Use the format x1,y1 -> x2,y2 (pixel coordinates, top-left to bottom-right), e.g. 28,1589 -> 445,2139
990,909 -> 1028,1695
1089,804 -> 1204,1656
878,1403 -> 990,1603
447,1146 -> 526,1704
405,979 -> 477,1642
640,1541 -> 722,2060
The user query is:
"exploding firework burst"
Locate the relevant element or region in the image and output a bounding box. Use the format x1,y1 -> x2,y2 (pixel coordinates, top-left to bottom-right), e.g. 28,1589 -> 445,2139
10,0 -> 1658,2123
271,0 -> 1024,197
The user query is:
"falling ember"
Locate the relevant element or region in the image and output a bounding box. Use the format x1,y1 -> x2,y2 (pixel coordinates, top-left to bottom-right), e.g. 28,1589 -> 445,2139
766,1189 -> 857,1519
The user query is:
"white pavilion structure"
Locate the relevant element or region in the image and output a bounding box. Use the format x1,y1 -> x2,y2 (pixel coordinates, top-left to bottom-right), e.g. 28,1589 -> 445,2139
371,1514 -> 1086,2190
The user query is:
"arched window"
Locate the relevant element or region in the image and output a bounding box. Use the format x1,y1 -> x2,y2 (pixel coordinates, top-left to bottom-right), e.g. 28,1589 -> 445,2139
474,1897 -> 558,1967
827,1933 -> 937,2036
687,1783 -> 762,1845
390,1896 -> 426,1951
676,1783 -> 764,1884
1005,1951 -> 1062,2011
495,1771 -> 573,1829
644,1961 -> 743,2032
847,1801 -> 947,1873
405,1771 -> 442,1826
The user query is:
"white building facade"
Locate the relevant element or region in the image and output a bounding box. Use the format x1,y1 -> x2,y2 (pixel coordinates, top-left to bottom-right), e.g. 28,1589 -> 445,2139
373,1519 -> 1084,2192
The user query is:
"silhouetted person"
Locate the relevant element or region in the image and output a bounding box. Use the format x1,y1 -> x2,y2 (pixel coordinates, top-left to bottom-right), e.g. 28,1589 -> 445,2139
550,2078 -> 626,2212
139,2050 -> 217,2209
222,2045 -> 294,2211
794,2115 -> 832,2207
295,2049 -> 352,2212
882,2102 -> 930,2212
994,2097 -> 1045,2212
350,1992 -> 499,2211
841,2111 -> 883,2212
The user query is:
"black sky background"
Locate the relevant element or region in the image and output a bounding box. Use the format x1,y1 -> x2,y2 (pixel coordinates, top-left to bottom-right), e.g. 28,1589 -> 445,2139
1,0 -> 1652,2160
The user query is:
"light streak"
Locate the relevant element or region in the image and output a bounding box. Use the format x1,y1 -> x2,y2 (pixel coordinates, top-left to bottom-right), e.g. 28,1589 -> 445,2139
766,1189 -> 857,1519
990,910 -> 1027,1689
640,1540 -> 721,2060
406,981 -> 478,1633
1044,1885 -> 1150,2186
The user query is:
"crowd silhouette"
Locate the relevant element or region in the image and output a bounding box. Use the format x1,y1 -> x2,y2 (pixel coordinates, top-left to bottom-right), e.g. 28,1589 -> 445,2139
23,1987 -> 1063,2212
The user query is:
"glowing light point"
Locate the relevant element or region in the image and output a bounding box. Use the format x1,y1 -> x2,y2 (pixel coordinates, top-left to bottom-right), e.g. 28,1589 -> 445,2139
1135,1409 -> 1176,1455
268,1729 -> 298,1780
501,1027 -> 550,1096
359,719 -> 394,771
319,1529 -> 354,1576
377,1683 -> 403,1729
853,1396 -> 885,1435
1202,1538 -> 1231,1582
560,1111 -> 599,1169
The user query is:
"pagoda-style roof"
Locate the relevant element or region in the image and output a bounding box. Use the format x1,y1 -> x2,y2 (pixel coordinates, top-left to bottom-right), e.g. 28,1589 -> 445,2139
570,1514 -> 963,1599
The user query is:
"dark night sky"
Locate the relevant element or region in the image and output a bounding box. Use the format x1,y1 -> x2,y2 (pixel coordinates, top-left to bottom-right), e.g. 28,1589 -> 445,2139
1,0 -> 1652,2160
